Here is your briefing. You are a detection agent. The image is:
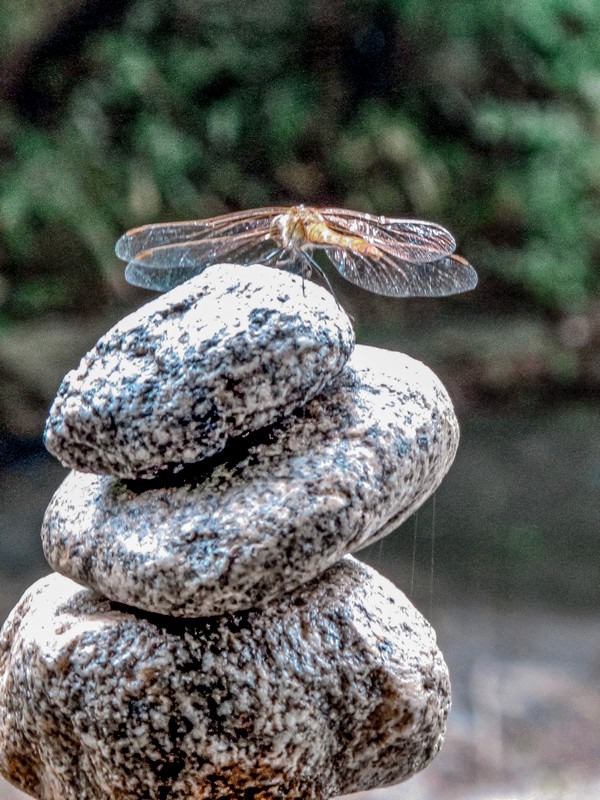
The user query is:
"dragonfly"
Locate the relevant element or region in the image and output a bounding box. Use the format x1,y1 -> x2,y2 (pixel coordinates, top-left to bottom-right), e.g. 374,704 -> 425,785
115,205 -> 478,297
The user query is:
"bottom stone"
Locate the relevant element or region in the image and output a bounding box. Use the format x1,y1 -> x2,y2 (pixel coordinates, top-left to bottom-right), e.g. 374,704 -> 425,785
0,558 -> 450,800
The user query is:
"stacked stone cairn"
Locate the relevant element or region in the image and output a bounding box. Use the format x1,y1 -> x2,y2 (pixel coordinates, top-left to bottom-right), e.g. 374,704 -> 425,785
0,264 -> 459,800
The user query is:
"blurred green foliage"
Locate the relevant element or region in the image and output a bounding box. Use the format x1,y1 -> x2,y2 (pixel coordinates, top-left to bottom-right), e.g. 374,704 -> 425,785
1,0 -> 600,315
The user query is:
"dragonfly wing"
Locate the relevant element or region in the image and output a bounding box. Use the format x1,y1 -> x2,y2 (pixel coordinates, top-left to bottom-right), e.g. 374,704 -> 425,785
326,247 -> 478,297
125,262 -> 205,292
115,207 -> 286,260
124,232 -> 285,291
320,208 -> 457,262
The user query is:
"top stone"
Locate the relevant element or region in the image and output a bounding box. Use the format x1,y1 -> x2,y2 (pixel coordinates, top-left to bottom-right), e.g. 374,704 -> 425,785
43,264 -> 355,479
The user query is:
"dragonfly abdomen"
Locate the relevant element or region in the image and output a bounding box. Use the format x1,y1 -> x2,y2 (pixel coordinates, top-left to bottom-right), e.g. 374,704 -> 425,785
304,222 -> 382,259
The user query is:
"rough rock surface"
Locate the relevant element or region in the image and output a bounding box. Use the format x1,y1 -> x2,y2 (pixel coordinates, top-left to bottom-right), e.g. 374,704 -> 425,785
43,264 -> 354,480
42,344 -> 459,617
0,559 -> 450,800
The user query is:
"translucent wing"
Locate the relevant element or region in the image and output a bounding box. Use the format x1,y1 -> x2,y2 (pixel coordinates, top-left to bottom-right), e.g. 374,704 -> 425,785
320,207 -> 457,263
115,206 -> 287,261
326,246 -> 478,297
124,229 -> 286,291
117,204 -> 475,296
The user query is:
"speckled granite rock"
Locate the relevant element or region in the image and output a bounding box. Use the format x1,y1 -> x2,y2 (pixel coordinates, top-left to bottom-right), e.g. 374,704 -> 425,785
43,264 -> 354,480
0,559 -> 450,800
42,344 -> 459,617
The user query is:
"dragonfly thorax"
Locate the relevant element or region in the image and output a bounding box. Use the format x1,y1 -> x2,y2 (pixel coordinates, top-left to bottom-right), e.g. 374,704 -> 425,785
271,205 -> 326,252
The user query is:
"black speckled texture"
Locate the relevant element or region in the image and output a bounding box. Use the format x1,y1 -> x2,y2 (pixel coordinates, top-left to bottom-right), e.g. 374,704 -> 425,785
0,559 -> 450,800
43,264 -> 354,480
42,345 -> 459,617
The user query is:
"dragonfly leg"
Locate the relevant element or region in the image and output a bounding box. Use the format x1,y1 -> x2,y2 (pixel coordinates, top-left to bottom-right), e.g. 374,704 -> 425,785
301,251 -> 342,307
299,258 -> 309,296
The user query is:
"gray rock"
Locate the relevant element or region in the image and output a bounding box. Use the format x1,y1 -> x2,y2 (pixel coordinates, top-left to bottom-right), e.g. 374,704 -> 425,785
43,264 -> 355,480
42,345 -> 459,617
0,560 -> 450,800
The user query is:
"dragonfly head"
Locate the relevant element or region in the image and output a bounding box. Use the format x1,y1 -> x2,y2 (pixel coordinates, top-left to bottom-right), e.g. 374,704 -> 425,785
270,210 -> 300,250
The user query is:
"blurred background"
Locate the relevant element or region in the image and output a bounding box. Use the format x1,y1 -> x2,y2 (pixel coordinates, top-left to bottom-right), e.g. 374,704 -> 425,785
0,1 -> 599,799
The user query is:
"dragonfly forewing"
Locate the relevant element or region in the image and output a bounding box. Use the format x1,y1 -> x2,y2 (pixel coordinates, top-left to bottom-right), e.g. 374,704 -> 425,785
320,209 -> 457,263
115,207 -> 285,261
